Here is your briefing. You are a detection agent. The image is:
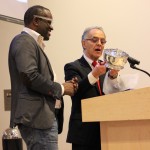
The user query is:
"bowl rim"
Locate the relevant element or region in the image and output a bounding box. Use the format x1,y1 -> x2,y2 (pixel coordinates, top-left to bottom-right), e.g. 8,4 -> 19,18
104,48 -> 129,57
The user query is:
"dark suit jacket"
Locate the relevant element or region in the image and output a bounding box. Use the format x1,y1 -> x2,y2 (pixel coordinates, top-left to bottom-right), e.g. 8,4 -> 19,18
64,56 -> 106,146
9,32 -> 64,133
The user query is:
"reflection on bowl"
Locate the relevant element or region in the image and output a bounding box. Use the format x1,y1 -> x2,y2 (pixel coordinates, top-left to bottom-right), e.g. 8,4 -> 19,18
103,49 -> 129,70
2,128 -> 21,139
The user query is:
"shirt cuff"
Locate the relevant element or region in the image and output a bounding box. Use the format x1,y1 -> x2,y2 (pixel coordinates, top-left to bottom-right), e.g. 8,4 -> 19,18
88,72 -> 99,85
61,84 -> 64,95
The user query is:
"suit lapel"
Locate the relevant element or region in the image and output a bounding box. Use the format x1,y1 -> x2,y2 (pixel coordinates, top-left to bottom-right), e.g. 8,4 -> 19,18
39,48 -> 54,81
79,56 -> 92,74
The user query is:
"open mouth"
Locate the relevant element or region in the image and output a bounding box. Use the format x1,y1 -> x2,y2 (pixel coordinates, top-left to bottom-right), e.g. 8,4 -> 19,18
95,48 -> 101,52
48,31 -> 51,37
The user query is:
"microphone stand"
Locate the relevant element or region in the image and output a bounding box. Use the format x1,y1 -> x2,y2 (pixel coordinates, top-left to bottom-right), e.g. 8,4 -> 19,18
129,64 -> 150,77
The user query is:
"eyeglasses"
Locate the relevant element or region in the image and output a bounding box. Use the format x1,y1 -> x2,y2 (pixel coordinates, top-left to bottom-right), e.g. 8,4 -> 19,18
34,15 -> 52,21
85,37 -> 107,45
34,15 -> 53,26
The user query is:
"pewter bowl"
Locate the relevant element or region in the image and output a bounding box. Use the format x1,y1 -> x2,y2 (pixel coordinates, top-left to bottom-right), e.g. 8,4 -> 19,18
103,49 -> 129,70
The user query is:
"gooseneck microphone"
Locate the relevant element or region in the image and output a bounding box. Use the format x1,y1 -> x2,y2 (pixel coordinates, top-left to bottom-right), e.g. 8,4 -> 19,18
127,56 -> 140,65
127,56 -> 150,77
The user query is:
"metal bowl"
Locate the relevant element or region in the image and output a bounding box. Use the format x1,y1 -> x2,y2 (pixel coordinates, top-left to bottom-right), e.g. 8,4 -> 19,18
103,49 -> 129,70
2,128 -> 21,139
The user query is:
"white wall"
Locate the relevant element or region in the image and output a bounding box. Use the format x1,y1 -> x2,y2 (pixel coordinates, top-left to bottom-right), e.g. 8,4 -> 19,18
0,0 -> 28,19
0,0 -> 150,150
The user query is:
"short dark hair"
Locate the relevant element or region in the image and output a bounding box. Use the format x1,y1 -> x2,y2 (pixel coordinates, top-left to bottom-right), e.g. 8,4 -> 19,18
24,5 -> 50,26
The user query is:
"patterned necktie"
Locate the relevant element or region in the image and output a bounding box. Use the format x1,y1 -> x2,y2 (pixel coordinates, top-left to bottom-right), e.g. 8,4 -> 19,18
92,61 -> 102,95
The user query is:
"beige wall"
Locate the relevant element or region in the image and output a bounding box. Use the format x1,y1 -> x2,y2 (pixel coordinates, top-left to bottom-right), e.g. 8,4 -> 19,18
0,0 -> 28,19
0,0 -> 150,150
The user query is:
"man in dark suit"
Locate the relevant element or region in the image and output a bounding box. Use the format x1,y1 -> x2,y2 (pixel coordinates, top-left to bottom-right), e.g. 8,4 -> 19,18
64,26 -> 121,150
8,5 -> 77,150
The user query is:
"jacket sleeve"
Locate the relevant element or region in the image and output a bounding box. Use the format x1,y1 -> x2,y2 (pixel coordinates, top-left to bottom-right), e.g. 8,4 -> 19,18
64,62 -> 94,95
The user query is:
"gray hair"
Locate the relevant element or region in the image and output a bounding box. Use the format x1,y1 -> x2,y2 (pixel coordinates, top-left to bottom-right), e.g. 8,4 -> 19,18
81,26 -> 105,41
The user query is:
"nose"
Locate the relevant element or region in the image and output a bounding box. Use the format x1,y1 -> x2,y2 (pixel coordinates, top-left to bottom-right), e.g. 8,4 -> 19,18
49,24 -> 53,31
97,39 -> 102,45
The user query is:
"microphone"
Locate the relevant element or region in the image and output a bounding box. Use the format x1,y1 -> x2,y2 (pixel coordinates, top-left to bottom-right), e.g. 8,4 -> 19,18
127,56 -> 140,65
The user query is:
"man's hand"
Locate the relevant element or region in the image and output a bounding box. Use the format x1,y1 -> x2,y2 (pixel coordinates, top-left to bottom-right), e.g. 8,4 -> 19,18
63,77 -> 78,96
92,62 -> 106,78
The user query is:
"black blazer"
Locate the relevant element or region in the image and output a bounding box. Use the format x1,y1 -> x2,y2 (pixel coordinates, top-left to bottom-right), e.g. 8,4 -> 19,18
64,56 -> 106,145
9,32 -> 64,133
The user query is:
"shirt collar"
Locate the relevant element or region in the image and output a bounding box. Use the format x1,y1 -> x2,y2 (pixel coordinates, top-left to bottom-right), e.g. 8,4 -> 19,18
83,54 -> 93,67
23,27 -> 45,49
83,54 -> 100,68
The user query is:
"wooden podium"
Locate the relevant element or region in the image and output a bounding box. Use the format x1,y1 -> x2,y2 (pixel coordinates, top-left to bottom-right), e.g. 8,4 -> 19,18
81,87 -> 150,150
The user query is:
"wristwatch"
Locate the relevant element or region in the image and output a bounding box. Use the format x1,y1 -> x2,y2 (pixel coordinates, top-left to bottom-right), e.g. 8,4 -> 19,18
108,71 -> 118,79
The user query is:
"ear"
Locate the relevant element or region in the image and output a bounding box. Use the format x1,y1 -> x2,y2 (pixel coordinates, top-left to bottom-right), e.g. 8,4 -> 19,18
33,17 -> 39,26
82,40 -> 86,49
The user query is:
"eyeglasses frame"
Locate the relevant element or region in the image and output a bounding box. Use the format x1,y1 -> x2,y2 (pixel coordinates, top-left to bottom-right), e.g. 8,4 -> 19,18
85,36 -> 107,45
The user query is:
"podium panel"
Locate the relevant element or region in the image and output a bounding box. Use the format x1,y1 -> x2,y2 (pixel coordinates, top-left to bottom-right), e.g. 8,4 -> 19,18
101,120 -> 150,150
81,87 -> 150,150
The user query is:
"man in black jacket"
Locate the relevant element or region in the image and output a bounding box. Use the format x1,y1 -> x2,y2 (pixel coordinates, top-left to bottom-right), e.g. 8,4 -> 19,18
64,26 -> 121,150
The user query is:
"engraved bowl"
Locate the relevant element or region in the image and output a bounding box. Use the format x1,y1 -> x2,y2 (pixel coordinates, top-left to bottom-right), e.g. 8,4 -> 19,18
103,49 -> 129,70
